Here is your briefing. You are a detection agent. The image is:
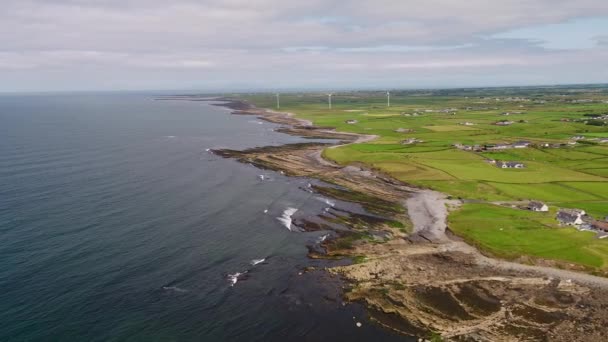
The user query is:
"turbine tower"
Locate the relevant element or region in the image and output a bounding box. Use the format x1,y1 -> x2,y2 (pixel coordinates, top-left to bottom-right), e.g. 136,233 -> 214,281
328,93 -> 333,109
276,93 -> 280,109
387,91 -> 391,107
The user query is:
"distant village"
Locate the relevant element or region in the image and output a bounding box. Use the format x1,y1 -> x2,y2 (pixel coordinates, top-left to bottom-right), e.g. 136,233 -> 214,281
451,134 -> 608,169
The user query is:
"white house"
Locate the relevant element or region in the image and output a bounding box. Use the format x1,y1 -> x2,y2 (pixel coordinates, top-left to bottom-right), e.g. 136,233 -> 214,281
528,201 -> 549,212
556,209 -> 586,226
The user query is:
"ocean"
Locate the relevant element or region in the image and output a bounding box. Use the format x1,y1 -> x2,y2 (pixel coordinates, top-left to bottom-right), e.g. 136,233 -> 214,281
0,93 -> 409,341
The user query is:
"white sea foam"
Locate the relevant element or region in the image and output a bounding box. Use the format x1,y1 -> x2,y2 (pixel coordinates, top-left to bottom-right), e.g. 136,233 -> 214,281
263,209 -> 268,214
277,207 -> 298,231
318,234 -> 329,243
228,272 -> 246,287
316,197 -> 335,207
205,148 -> 211,152
162,286 -> 187,293
165,135 -> 176,139
251,258 -> 266,266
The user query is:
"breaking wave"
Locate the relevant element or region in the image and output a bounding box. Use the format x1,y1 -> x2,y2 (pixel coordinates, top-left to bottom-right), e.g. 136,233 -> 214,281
227,271 -> 247,287
277,207 -> 298,231
251,258 -> 266,266
315,197 -> 335,207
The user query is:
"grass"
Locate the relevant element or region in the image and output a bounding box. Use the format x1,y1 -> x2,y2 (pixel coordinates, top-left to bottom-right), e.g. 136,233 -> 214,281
488,182 -> 602,202
240,88 -> 608,270
423,125 -> 479,132
449,204 -> 608,268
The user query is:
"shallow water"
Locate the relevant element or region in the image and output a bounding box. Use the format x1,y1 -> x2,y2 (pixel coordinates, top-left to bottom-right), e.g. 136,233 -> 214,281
0,93 -> 411,341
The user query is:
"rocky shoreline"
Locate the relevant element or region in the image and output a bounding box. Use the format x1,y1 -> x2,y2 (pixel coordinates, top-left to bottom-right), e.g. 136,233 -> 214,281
191,97 -> 608,341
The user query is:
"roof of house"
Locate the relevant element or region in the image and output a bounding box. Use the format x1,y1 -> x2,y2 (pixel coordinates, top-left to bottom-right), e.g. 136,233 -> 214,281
513,140 -> 531,146
557,211 -> 580,223
497,161 -> 524,167
528,201 -> 546,209
559,208 -> 585,216
592,221 -> 608,232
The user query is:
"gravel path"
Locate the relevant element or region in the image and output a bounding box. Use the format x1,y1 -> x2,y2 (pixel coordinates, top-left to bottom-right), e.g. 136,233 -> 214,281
442,241 -> 608,288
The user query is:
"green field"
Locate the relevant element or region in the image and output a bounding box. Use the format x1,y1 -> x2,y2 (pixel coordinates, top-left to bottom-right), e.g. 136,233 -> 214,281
242,87 -> 608,270
449,204 -> 608,269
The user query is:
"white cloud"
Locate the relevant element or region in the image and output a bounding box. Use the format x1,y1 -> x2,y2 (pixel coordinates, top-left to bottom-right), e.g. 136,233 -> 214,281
1,0 -> 608,91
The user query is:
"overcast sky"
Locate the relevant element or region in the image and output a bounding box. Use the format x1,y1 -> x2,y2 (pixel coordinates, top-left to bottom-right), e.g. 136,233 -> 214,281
2,0 -> 608,92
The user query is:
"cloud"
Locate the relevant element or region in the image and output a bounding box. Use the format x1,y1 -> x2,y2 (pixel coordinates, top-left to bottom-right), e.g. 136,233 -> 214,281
1,0 -> 608,91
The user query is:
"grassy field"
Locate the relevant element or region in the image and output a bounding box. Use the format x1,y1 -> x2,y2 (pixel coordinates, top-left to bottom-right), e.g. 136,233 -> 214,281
449,204 -> 608,269
241,87 -> 608,270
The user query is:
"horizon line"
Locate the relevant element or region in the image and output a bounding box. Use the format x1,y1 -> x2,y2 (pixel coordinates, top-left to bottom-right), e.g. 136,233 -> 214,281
1,81 -> 608,96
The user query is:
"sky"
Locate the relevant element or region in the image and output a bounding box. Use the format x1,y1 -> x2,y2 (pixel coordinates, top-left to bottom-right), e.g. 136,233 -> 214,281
2,0 -> 608,92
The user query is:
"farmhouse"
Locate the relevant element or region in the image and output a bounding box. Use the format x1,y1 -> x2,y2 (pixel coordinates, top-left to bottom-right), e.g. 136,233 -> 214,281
528,201 -> 549,212
512,140 -> 531,148
454,143 -> 481,151
496,161 -> 525,169
345,119 -> 358,124
460,122 -> 475,126
401,138 -> 423,145
599,138 -> 608,143
395,128 -> 414,133
571,135 -> 585,140
495,120 -> 514,126
485,144 -> 511,151
538,142 -> 563,149
556,209 -> 586,226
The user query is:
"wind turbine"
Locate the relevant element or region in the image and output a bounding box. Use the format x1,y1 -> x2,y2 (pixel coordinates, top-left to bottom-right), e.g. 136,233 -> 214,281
328,93 -> 333,109
386,91 -> 391,107
275,93 -> 280,109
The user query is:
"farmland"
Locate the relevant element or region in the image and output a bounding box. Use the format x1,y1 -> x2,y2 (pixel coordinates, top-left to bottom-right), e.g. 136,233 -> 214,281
242,86 -> 608,270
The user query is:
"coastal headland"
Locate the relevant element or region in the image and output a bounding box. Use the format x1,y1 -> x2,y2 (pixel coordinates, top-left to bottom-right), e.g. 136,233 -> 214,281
175,96 -> 608,341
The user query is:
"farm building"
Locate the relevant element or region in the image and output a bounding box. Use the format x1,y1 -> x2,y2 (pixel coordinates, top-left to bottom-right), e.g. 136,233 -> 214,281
592,221 -> 608,233
460,122 -> 475,126
454,144 -> 481,151
345,119 -> 358,124
485,144 -> 511,150
556,209 -> 586,226
512,141 -> 531,148
528,201 -> 549,212
401,138 -> 423,145
395,128 -> 414,133
496,161 -> 525,169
